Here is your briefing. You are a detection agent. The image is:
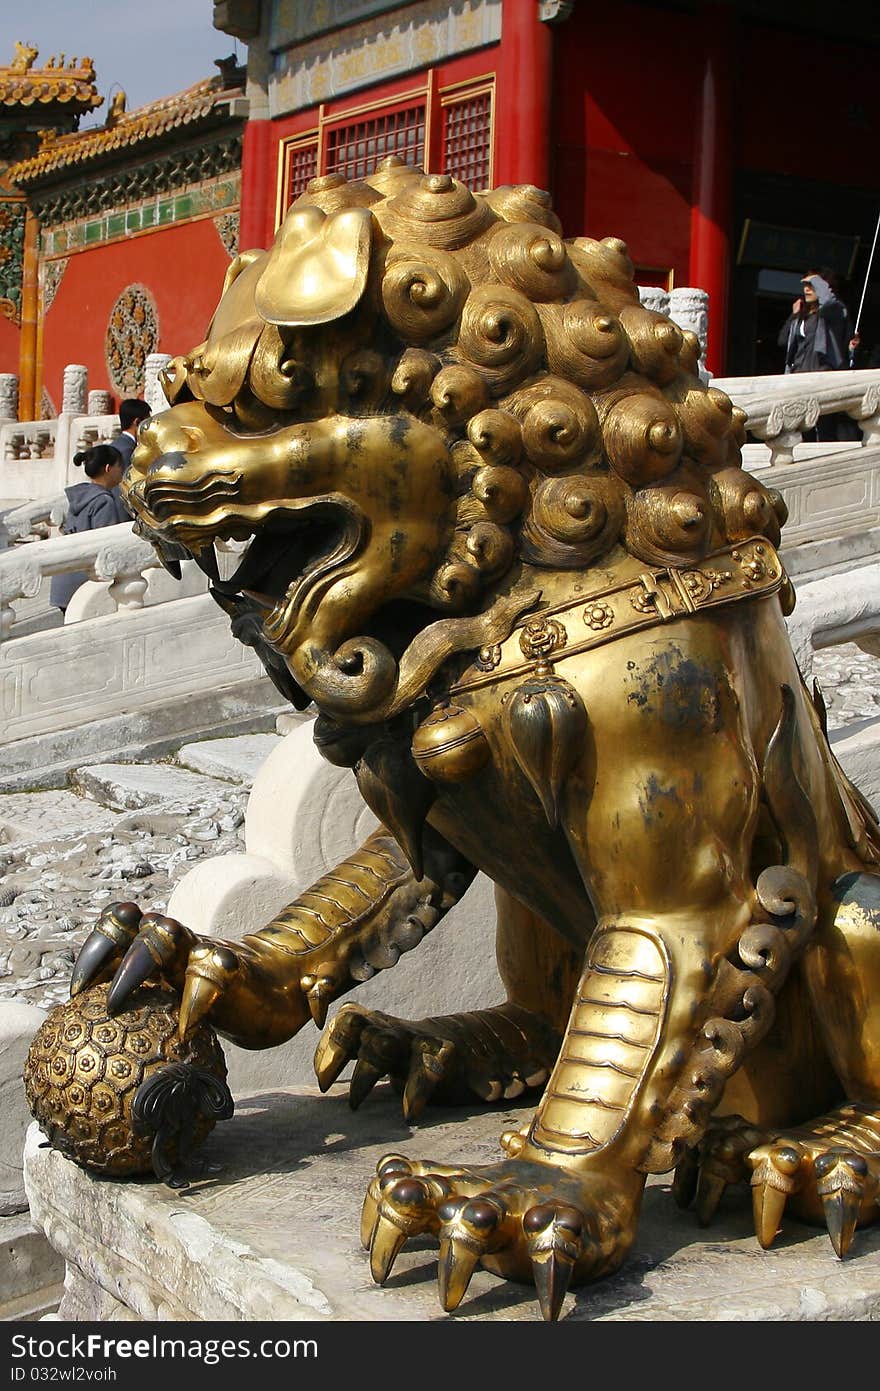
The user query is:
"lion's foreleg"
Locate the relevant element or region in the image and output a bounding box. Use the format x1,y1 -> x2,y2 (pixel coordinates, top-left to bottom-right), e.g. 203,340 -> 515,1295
88,826 -> 476,1048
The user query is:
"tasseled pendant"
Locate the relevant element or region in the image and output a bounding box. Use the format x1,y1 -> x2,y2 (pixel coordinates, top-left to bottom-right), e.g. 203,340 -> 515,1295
503,663 -> 587,827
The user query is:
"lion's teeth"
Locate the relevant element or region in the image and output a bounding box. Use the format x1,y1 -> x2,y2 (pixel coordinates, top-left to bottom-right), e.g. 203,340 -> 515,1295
214,536 -> 253,582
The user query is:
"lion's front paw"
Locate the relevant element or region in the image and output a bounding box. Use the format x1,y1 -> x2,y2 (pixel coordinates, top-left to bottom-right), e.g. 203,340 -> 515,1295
360,1153 -> 641,1320
70,901 -> 270,1044
313,1002 -> 560,1121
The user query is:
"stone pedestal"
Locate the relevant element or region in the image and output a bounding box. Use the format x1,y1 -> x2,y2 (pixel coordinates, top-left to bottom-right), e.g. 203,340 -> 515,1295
22,1087 -> 880,1322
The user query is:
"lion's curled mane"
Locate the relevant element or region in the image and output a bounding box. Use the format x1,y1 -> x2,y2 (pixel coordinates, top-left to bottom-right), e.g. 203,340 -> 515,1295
167,156 -> 784,617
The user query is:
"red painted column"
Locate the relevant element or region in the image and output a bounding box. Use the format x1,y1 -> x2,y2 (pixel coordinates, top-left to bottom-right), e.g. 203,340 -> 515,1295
688,7 -> 735,374
495,0 -> 554,191
18,209 -> 40,422
238,118 -> 274,252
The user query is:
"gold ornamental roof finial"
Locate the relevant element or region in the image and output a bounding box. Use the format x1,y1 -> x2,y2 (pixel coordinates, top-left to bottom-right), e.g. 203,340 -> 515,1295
11,41 -> 38,73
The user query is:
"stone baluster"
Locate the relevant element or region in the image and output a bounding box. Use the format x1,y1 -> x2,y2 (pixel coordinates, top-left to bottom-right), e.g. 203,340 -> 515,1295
0,552 -> 41,641
751,394 -> 819,466
90,529 -> 157,612
638,286 -> 669,317
849,380 -> 880,448
87,390 -> 113,414
0,373 -> 19,419
669,287 -> 709,366
62,364 -> 88,416
108,570 -> 149,610
144,354 -> 173,414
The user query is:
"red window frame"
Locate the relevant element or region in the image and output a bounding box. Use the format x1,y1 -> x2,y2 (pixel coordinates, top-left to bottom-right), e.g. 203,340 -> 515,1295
276,74 -> 494,224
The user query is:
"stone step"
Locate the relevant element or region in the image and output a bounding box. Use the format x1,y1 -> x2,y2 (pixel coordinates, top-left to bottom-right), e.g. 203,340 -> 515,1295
0,1214 -> 64,1322
175,733 -> 282,785
71,762 -> 239,812
0,790 -> 120,847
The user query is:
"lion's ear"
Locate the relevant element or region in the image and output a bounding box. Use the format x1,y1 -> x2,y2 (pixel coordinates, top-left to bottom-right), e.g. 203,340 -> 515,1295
254,206 -> 373,327
220,248 -> 265,301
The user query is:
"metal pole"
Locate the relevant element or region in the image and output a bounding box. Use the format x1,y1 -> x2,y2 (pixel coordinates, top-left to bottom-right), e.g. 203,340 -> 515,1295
854,207 -> 880,335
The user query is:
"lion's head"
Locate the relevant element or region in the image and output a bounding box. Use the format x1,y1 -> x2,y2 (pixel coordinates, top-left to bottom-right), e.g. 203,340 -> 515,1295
125,159 -> 785,723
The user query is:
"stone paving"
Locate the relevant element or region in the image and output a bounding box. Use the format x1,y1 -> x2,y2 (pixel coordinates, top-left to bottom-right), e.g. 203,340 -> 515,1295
0,737 -> 280,1016
811,641 -> 880,728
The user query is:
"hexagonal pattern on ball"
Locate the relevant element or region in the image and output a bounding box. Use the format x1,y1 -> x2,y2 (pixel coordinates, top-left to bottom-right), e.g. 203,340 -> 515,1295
23,982 -> 227,1176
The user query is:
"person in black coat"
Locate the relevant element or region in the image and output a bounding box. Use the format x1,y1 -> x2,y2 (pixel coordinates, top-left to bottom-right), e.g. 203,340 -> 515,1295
110,398 -> 151,467
777,268 -> 860,441
49,444 -> 131,614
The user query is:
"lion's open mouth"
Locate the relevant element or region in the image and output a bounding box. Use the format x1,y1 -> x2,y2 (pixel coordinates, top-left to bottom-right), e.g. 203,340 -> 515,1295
194,499 -> 365,635
132,488 -> 366,649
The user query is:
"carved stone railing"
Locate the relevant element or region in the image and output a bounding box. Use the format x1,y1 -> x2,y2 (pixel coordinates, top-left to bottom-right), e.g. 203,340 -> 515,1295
0,413 -> 121,510
0,522 -> 159,639
1,422 -> 56,461
716,370 -> 880,467
2,493 -> 68,543
0,525 -> 275,784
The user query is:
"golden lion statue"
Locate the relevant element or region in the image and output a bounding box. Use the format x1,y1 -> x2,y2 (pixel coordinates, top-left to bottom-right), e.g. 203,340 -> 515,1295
72,160 -> 880,1319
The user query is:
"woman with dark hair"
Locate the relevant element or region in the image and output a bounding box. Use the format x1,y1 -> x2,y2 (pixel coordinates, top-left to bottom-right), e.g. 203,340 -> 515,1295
50,443 -> 131,613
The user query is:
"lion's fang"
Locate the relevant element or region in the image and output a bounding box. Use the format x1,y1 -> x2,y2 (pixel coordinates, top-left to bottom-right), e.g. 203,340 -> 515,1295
214,536 -> 254,582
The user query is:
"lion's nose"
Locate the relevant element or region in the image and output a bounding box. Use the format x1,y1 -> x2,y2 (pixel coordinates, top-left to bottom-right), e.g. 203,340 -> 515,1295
146,450 -> 190,479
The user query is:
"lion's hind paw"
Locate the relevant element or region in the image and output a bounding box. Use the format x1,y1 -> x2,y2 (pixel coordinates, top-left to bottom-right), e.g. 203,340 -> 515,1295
748,1132 -> 880,1257
672,1113 -> 767,1225
675,1105 -> 880,1258
314,1002 -> 559,1121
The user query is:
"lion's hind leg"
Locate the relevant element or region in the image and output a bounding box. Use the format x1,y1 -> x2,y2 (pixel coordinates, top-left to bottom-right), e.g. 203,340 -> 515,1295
313,890 -> 581,1120
677,871 -> 880,1257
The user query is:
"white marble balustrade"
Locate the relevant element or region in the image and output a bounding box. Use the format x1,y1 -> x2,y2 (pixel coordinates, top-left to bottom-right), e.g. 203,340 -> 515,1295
717,370 -> 880,467
0,521 -> 159,639
0,413 -> 120,511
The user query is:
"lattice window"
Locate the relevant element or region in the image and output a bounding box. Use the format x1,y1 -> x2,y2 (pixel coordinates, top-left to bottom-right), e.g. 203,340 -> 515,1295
442,89 -> 492,191
325,102 -> 425,181
286,139 -> 319,204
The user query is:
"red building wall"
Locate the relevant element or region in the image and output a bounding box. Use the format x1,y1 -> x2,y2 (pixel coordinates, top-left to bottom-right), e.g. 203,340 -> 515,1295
262,47 -> 500,247
0,318 -> 19,379
553,3 -> 699,283
39,219 -> 232,412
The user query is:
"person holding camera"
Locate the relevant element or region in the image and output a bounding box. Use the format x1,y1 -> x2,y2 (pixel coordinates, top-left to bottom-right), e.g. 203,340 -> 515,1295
777,268 -> 859,440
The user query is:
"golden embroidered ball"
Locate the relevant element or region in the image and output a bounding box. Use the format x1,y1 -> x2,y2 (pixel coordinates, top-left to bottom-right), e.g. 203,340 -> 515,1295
23,982 -> 227,1176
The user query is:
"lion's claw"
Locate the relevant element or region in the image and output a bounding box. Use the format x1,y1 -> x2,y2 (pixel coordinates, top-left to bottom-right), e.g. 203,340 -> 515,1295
315,1002 -> 559,1120
70,902 -> 143,997
814,1150 -> 871,1257
361,1153 -> 630,1320
403,1039 -> 455,1121
107,912 -> 196,1016
747,1140 -> 806,1248
673,1113 -> 768,1227
523,1203 -> 584,1322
